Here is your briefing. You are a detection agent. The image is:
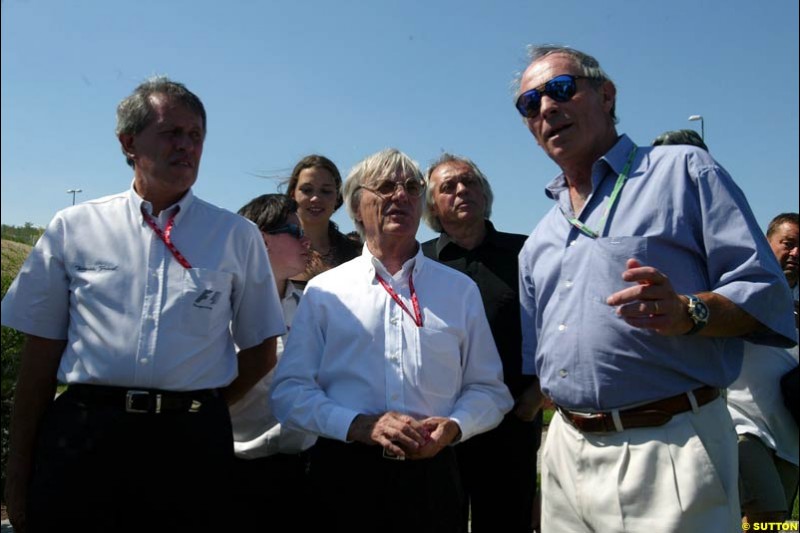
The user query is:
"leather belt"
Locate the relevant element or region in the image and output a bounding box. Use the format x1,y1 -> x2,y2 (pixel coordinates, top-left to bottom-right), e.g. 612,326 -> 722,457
556,385 -> 720,433
68,384 -> 218,414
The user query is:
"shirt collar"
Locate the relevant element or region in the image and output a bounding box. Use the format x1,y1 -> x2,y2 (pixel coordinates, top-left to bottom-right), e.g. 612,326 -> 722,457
544,134 -> 636,201
435,220 -> 496,256
128,181 -> 195,225
362,242 -> 425,282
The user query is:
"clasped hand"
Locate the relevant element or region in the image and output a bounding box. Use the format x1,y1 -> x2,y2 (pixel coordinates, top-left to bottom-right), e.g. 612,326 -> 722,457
347,411 -> 460,460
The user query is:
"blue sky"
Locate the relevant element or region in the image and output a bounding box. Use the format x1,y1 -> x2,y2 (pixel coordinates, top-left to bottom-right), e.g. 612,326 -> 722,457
2,0 -> 798,243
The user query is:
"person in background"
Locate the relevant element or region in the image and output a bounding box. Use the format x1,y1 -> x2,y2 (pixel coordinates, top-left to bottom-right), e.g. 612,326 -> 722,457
727,212 -> 799,526
652,128 -> 708,151
285,154 -> 360,281
422,153 -> 542,533
514,44 -> 795,532
1,76 -> 284,533
230,194 -> 316,532
270,148 -> 513,533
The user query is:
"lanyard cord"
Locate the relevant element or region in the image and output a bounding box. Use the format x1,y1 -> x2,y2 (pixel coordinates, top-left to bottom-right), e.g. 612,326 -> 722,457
375,272 -> 423,328
561,145 -> 638,239
143,210 -> 193,269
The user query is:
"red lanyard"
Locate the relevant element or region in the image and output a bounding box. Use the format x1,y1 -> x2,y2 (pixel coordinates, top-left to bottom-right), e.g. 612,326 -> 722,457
143,211 -> 192,269
375,273 -> 423,328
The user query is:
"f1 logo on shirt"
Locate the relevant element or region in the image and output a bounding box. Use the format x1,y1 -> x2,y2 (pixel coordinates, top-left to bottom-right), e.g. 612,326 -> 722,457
193,289 -> 222,310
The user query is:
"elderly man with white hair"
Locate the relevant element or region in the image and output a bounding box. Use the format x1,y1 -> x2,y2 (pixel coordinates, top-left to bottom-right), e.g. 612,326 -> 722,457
271,148 -> 513,533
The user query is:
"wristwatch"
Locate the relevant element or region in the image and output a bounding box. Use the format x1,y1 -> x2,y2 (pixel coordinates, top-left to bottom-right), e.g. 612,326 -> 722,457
683,294 -> 709,335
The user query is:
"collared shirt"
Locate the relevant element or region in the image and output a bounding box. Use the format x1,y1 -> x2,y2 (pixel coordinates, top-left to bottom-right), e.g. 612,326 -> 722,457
231,281 -> 316,458
727,284 -> 799,465
422,221 -> 533,399
1,185 -> 285,391
519,134 -> 796,411
270,245 -> 513,443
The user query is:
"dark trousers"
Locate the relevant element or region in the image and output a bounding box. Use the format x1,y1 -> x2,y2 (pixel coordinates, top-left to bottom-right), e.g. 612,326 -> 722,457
26,386 -> 233,533
456,412 -> 543,533
311,438 -> 465,533
230,450 -> 317,532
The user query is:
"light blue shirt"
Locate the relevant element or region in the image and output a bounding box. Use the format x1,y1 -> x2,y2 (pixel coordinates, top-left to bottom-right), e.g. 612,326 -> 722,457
519,135 -> 796,411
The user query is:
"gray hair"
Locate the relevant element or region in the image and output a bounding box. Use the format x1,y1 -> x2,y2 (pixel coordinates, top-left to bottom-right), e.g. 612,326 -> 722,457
343,148 -> 423,239
422,153 -> 494,233
514,44 -> 617,123
115,76 -> 206,168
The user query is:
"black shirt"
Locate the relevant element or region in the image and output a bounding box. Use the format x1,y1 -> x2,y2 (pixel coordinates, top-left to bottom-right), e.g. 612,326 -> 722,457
422,221 -> 533,399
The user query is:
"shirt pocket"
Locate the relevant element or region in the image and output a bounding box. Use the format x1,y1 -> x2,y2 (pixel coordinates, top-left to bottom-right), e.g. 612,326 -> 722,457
182,268 -> 234,337
587,236 -> 649,305
416,327 -> 462,398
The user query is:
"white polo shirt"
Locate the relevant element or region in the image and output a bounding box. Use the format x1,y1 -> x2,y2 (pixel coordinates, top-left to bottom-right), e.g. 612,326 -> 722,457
231,281 -> 316,458
270,246 -> 514,443
1,186 -> 285,391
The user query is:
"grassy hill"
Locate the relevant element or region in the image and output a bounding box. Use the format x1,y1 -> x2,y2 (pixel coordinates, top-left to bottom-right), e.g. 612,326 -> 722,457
1,238 -> 31,505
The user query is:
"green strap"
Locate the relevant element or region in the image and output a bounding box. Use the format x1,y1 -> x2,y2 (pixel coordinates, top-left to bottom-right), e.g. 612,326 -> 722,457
563,145 -> 637,239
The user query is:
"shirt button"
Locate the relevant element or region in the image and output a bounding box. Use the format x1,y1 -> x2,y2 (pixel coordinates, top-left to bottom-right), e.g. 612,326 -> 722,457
564,280 -> 573,288
558,324 -> 567,331
569,240 -> 577,247
140,358 -> 149,365
559,369 -> 568,378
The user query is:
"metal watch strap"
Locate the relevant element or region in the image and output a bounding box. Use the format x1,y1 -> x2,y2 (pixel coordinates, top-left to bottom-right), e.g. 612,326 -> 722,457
684,294 -> 708,335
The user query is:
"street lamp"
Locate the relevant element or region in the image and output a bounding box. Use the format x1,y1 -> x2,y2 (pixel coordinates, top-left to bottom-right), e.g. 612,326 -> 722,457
688,115 -> 704,141
66,188 -> 83,205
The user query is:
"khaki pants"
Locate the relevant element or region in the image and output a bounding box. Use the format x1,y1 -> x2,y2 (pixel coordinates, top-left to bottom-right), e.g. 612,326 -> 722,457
542,397 -> 739,533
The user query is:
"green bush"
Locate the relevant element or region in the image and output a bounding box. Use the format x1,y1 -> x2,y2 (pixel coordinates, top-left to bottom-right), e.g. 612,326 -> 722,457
1,239 -> 32,503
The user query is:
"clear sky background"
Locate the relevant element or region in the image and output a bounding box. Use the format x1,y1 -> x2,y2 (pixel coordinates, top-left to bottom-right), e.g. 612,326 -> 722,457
2,0 -> 798,243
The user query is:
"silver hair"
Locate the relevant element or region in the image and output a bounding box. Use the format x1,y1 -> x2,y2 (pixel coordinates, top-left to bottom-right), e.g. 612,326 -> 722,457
422,153 -> 494,233
513,44 -> 617,123
343,148 -> 423,239
115,76 -> 206,168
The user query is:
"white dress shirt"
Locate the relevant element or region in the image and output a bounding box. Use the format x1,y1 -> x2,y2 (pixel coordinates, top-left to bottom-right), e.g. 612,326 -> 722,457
727,284 -> 799,465
230,281 -> 317,458
1,185 -> 285,391
270,245 -> 513,443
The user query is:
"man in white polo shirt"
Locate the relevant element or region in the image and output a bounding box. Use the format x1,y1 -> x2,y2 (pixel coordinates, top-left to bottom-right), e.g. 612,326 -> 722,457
1,76 -> 284,533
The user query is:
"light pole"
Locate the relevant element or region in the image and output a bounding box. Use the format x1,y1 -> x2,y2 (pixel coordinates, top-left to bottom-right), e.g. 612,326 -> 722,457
66,188 -> 83,205
688,115 -> 704,141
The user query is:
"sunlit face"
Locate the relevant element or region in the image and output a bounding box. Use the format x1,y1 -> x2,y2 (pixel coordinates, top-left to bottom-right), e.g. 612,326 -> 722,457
291,167 -> 338,227
429,161 -> 486,230
768,222 -> 799,287
357,172 -> 422,243
120,94 -> 204,199
263,213 -> 310,280
518,53 -> 615,167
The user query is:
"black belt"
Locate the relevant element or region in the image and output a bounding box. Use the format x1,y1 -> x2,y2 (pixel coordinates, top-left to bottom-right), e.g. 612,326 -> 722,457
556,385 -> 720,433
68,384 -> 218,414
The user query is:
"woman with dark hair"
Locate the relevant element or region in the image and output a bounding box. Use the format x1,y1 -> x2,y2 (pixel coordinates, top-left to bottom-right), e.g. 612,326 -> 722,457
285,154 -> 360,280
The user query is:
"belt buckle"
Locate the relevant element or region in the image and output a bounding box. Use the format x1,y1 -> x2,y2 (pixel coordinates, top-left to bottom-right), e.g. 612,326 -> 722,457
126,390 -> 161,414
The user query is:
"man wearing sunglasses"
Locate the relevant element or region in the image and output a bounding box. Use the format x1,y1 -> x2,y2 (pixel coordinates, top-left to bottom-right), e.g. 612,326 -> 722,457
514,45 -> 796,532
421,153 -> 542,533
271,148 -> 513,533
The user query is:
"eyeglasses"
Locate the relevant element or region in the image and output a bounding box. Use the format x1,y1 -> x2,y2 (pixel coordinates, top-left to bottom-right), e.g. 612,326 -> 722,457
515,74 -> 591,118
266,223 -> 304,239
360,178 -> 426,199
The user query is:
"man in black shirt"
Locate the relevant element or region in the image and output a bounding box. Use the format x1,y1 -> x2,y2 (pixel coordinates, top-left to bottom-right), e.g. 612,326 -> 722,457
422,153 -> 543,533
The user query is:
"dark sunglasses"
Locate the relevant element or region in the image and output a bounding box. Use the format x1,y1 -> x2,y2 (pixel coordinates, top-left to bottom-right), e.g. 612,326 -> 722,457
360,178 -> 426,198
515,74 -> 591,118
266,223 -> 304,239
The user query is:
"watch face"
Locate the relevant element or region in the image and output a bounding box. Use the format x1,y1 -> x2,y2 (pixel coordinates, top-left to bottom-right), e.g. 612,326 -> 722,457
695,301 -> 709,321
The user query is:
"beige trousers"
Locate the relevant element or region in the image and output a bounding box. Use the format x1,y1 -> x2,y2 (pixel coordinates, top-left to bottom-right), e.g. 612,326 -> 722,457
541,397 -> 740,533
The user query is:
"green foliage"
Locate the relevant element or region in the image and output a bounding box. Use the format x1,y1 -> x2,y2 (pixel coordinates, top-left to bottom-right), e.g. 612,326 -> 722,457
1,222 -> 44,247
1,239 -> 32,504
